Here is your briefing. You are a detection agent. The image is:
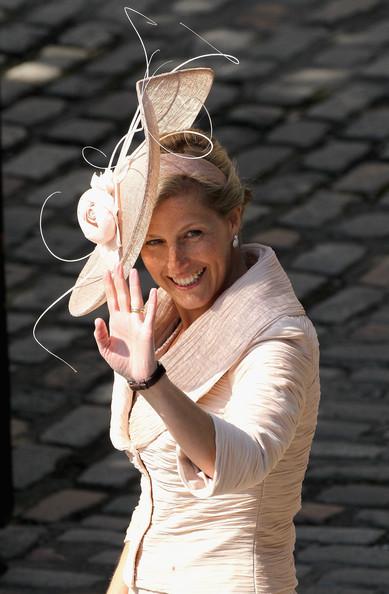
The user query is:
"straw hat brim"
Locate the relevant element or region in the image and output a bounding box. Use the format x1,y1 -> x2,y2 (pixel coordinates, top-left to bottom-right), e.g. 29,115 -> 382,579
68,67 -> 214,317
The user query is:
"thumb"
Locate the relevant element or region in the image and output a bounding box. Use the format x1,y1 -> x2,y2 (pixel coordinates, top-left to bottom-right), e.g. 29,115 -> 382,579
94,318 -> 110,350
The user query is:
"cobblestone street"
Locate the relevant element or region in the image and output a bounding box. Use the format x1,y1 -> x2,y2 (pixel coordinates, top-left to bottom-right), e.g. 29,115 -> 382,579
1,0 -> 389,592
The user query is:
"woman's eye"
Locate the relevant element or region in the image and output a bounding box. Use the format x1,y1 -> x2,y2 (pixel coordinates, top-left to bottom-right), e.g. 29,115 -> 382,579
145,238 -> 163,247
186,230 -> 202,239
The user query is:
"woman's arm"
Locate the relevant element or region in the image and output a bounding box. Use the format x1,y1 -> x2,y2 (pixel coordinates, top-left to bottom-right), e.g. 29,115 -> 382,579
139,374 -> 216,477
94,265 -> 217,478
106,541 -> 129,594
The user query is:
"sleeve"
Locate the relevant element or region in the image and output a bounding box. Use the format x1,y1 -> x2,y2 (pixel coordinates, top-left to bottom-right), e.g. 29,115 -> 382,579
176,317 -> 316,498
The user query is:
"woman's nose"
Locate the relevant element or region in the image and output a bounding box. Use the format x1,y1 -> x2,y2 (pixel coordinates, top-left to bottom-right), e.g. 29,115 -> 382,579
167,243 -> 188,271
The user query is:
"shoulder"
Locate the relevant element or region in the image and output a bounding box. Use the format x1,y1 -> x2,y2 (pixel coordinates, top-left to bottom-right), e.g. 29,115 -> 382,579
229,314 -> 319,386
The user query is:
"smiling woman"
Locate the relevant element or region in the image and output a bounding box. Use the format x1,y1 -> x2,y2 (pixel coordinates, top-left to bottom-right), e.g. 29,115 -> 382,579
68,68 -> 320,594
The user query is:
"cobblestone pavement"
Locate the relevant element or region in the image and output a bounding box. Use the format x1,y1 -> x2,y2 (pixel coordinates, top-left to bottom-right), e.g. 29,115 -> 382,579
2,0 -> 389,592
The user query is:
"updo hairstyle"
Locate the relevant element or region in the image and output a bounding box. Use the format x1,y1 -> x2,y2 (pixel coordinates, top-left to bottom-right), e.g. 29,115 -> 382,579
157,129 -> 252,218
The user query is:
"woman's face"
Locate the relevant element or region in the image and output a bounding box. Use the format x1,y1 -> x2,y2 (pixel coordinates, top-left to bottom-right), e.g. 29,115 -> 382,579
141,188 -> 241,325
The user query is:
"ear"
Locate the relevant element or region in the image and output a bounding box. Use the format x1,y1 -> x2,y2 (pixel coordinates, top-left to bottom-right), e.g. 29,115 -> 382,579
226,205 -> 243,235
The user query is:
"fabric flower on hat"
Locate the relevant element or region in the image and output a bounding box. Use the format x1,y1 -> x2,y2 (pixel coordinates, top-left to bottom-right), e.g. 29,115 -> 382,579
77,169 -> 120,247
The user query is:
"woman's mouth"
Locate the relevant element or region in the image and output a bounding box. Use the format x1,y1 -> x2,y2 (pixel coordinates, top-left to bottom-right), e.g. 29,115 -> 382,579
169,268 -> 206,289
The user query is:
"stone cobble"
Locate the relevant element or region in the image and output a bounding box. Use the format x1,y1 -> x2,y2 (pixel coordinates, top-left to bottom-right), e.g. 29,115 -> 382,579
2,0 -> 389,592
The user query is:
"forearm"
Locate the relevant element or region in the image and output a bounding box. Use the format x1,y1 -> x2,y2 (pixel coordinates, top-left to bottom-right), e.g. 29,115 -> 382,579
106,541 -> 129,594
139,374 -> 216,477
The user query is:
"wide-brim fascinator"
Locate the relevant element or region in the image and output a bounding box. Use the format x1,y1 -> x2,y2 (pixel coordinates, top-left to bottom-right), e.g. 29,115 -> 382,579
68,67 -> 214,317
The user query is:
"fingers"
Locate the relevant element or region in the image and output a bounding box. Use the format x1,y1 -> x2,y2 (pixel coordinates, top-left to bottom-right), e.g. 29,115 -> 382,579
113,263 -> 131,311
104,270 -> 119,316
94,318 -> 110,352
129,268 -> 144,313
145,287 -> 157,329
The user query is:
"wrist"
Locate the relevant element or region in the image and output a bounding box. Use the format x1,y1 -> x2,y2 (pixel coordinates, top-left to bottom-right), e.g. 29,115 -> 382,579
127,362 -> 166,391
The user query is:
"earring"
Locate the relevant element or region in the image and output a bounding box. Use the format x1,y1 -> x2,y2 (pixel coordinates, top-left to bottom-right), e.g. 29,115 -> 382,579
232,234 -> 239,248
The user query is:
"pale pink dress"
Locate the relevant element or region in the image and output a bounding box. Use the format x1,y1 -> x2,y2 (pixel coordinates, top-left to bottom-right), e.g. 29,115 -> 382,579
110,244 -> 321,594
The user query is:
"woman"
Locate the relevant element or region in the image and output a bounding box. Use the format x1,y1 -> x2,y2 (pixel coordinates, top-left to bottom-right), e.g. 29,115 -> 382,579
90,129 -> 320,594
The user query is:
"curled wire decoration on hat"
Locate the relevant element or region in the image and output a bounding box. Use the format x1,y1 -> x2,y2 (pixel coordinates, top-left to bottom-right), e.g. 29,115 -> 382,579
34,6 -> 239,372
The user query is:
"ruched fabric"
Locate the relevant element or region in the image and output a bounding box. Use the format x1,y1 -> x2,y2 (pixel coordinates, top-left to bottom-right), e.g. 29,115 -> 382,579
109,244 -> 320,594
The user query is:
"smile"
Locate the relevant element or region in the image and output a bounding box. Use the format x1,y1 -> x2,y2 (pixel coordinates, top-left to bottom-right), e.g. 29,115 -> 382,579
170,268 -> 206,288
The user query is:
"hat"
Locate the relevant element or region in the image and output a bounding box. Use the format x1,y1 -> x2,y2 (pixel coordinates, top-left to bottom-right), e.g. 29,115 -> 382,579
68,67 -> 215,317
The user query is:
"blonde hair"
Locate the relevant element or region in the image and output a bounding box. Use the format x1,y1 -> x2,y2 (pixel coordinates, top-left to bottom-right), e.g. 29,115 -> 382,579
157,129 -> 252,217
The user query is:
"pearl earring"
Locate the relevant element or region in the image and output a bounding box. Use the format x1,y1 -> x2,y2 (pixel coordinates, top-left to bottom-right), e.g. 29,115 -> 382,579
232,234 -> 239,248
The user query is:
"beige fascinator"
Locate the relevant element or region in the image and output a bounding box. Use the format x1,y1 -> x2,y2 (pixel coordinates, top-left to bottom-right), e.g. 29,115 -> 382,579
68,67 -> 215,317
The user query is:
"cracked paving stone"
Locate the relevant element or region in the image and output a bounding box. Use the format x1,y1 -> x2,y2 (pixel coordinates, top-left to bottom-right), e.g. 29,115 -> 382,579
23,489 -> 107,523
309,464 -> 389,483
2,124 -> 27,152
47,73 -> 108,99
78,452 -> 141,488
336,162 -> 389,195
299,545 -> 389,568
9,327 -> 86,365
82,514 -> 128,532
4,205 -> 43,247
308,82 -> 383,121
85,43 -> 150,76
206,82 -> 239,113
310,440 -> 384,460
309,286 -> 382,323
357,509 -> 389,529
268,119 -> 329,148
3,96 -> 66,126
0,525 -> 45,560
315,418 -> 371,440
250,25 -> 325,62
26,0 -> 85,26
192,28 -> 256,54
319,400 -> 389,422
13,443 -> 71,489
319,567 -> 389,588
45,117 -> 115,145
82,90 -> 137,121
39,45 -> 91,69
4,61 -> 62,85
59,21 -> 119,49
1,567 -> 102,589
318,484 -> 389,507
363,52 -> 389,78
173,0 -> 229,15
314,44 -> 376,68
292,242 -> 366,275
308,0 -> 381,24
361,255 -> 389,286
58,528 -> 122,546
0,22 -> 48,56
4,143 -> 77,181
215,126 -> 259,155
287,271 -> 326,300
345,108 -> 389,141
336,212 -> 389,238
228,104 -> 283,129
41,405 -> 109,448
235,146 -> 292,182
250,228 -> 300,249
280,191 -> 356,227
304,140 -> 370,173
256,81 -> 318,107
216,58 -> 275,82
253,172 -> 325,205
295,502 -> 343,524
296,525 -> 384,545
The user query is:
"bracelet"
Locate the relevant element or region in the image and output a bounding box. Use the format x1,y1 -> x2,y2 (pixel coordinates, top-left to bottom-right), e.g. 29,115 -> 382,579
127,362 -> 166,391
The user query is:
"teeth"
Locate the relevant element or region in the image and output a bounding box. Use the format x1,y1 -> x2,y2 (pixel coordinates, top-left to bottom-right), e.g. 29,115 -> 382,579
171,269 -> 204,287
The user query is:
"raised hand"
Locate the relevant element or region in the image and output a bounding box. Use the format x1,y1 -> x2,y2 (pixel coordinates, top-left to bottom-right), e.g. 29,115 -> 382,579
94,264 -> 158,381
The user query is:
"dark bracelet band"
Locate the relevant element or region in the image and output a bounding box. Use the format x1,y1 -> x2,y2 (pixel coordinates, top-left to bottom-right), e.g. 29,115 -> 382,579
127,362 -> 166,391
